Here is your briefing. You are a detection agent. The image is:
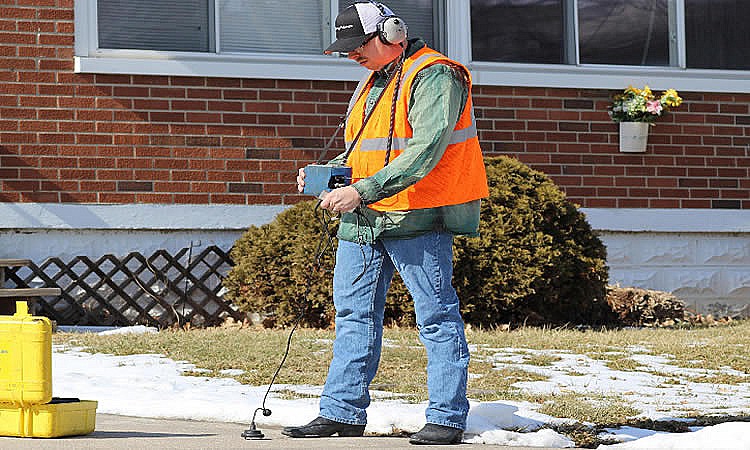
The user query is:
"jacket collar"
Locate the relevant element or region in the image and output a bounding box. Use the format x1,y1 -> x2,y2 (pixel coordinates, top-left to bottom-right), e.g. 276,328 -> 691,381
376,38 -> 427,78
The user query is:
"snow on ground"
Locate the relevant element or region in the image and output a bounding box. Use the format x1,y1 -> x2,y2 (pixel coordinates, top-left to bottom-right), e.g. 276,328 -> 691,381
487,348 -> 750,419
52,327 -> 750,448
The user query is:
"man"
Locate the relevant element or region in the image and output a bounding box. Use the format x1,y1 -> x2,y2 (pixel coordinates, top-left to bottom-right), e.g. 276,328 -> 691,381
283,1 -> 489,445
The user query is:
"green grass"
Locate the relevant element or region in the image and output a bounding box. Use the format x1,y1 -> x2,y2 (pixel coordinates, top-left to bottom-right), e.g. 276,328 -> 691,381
54,321 -> 750,448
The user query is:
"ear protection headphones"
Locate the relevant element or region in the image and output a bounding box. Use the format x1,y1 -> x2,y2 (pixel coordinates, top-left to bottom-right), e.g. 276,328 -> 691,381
369,1 -> 408,46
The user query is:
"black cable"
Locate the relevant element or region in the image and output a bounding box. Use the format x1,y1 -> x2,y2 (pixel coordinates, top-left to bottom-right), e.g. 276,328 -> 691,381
243,199 -> 339,440
182,241 -> 193,327
383,53 -> 405,167
352,206 -> 377,285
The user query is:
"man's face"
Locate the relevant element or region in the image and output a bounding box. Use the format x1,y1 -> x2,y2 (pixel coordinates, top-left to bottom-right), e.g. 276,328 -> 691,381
347,34 -> 400,71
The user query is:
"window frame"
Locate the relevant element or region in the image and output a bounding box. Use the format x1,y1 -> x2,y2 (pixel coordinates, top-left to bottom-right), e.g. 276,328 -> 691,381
74,0 -> 368,80
74,0 -> 750,93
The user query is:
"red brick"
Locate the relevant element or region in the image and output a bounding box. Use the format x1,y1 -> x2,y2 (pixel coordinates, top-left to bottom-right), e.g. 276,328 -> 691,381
133,99 -> 168,110
150,87 -> 186,98
0,191 -> 21,201
172,170 -> 205,181
618,199 -> 648,207
207,78 -> 241,88
97,169 -> 133,180
188,89 -> 222,99
171,100 -> 207,111
99,193 -> 136,202
152,181 -> 190,192
114,134 -> 149,145
79,157 -> 116,168
19,144 -> 55,155
174,194 -> 210,203
3,180 -> 40,190
650,199 -> 680,208
176,147 -> 210,158
41,180 -> 78,191
21,191 -> 59,202
131,75 -> 167,85
210,194 -> 247,204
207,101 -> 243,112
164,76 -> 203,87
192,182 -> 226,193
135,193 -> 173,203
170,124 -> 206,135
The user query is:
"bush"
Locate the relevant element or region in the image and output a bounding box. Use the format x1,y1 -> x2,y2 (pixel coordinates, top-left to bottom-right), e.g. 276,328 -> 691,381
224,156 -> 613,328
606,286 -> 686,327
452,156 -> 612,327
222,201 -> 338,328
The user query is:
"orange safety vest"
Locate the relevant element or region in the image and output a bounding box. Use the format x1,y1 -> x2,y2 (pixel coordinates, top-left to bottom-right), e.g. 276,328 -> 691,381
344,46 -> 489,212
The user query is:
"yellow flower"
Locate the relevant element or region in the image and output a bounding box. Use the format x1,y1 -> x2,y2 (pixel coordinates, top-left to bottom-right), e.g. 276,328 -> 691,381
661,89 -> 683,108
625,85 -> 641,95
641,85 -> 653,99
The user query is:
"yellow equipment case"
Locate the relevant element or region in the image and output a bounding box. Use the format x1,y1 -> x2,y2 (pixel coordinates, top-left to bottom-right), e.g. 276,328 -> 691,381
0,301 -> 52,405
0,398 -> 98,438
0,301 -> 97,438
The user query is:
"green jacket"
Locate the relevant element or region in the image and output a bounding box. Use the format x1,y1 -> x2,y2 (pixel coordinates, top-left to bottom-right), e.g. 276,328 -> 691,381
331,39 -> 482,243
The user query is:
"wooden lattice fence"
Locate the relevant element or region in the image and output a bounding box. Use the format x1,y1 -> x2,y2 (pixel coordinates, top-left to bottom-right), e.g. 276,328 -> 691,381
3,245 -> 243,327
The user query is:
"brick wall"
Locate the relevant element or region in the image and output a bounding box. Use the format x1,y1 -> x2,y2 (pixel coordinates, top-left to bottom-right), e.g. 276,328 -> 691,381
1,1 -> 749,208
473,87 -> 750,208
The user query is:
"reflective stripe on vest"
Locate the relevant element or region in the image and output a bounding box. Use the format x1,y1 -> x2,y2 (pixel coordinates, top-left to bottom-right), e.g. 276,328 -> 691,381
354,123 -> 478,152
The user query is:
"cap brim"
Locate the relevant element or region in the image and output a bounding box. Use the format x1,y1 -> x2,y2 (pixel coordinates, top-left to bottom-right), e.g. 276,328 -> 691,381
324,35 -> 369,54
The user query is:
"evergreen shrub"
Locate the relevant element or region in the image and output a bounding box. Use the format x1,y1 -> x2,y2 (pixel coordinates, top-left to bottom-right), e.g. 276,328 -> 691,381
453,156 -> 612,326
224,156 -> 613,328
222,201 -> 338,328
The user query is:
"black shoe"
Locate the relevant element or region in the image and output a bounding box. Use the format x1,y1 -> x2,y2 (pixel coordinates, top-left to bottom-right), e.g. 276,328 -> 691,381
409,423 -> 463,445
281,416 -> 365,438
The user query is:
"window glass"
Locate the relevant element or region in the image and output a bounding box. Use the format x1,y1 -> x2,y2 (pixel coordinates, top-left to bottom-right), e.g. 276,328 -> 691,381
578,0 -> 669,66
219,0 -> 325,54
470,0 -> 564,64
685,0 -> 750,70
340,0 -> 436,50
97,0 -> 210,52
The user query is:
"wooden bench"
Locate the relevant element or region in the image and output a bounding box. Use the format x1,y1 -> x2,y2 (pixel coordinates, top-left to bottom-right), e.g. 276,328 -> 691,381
0,259 -> 61,315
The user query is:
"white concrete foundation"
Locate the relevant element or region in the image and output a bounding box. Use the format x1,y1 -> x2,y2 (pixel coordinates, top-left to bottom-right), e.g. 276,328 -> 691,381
1,204 -> 749,317
583,209 -> 750,318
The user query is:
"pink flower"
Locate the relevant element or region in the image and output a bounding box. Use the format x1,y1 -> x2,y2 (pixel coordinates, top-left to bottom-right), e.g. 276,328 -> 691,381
647,100 -> 663,115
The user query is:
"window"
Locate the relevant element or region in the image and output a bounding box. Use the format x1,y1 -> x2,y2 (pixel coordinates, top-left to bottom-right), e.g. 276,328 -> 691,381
470,0 -> 748,69
218,0 -> 326,55
75,0 -> 750,92
97,0 -> 211,52
578,1 -> 670,66
471,0 -> 565,64
685,0 -> 750,70
92,0 -> 438,56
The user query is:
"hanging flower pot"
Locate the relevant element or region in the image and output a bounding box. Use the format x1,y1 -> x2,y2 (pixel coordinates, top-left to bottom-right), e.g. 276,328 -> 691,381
619,121 -> 649,153
609,85 -> 683,153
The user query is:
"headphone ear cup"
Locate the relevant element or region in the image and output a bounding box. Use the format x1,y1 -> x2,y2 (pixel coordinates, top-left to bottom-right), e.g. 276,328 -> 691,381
377,17 -> 407,45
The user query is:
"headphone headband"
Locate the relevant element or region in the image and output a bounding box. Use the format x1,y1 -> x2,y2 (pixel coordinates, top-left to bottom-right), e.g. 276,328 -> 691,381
369,1 -> 393,18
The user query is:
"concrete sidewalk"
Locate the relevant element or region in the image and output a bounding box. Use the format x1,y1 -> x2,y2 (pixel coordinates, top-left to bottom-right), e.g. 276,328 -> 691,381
0,414 -> 581,449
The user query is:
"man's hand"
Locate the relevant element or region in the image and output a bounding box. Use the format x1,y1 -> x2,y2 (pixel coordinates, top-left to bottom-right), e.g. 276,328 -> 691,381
320,186 -> 361,214
296,167 -> 306,193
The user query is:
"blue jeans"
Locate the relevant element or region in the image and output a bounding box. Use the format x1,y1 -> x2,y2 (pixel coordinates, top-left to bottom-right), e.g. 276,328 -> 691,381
319,231 -> 470,430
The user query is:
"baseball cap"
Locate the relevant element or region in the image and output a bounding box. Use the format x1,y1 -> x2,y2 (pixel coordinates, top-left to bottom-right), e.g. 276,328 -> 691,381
324,2 -> 395,54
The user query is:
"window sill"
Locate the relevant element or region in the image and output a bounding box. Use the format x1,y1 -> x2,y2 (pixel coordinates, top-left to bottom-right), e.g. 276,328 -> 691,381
74,54 -> 368,81
76,54 -> 750,93
470,61 -> 750,93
